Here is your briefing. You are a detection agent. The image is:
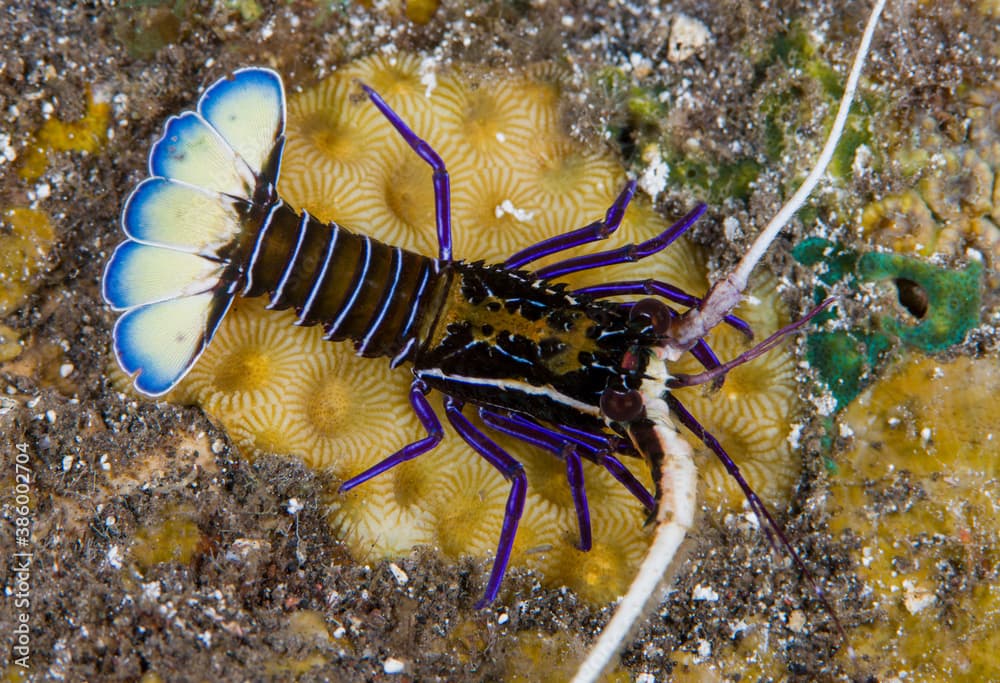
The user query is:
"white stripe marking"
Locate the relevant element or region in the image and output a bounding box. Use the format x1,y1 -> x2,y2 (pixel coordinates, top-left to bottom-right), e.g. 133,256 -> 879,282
297,223 -> 340,324
268,209 -> 311,308
416,369 -> 602,418
358,246 -> 403,354
398,261 -> 432,341
325,235 -> 372,339
242,201 -> 283,295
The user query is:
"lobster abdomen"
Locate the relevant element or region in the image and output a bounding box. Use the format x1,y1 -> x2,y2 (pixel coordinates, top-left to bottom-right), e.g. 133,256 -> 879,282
243,201 -> 445,362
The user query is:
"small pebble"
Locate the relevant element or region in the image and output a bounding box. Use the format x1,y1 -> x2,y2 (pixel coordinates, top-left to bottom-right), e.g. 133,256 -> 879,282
388,562 -> 409,586
383,657 -> 405,674
667,14 -> 710,63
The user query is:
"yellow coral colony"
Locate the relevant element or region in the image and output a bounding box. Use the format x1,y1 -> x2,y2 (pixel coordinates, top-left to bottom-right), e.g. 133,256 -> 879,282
862,81 -> 1000,265
830,356 -> 1000,681
153,54 -> 802,604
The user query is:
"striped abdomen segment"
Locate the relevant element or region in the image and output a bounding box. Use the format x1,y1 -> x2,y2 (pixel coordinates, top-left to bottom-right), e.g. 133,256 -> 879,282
243,201 -> 443,361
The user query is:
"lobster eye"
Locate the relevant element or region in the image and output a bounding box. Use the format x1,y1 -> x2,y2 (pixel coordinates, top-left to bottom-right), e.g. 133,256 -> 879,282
629,297 -> 671,334
600,386 -> 644,422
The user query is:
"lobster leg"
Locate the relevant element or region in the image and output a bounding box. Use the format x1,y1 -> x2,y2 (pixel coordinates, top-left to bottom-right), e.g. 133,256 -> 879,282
485,409 -> 655,511
504,181 -> 637,269
563,444 -> 592,551
479,407 -> 656,548
548,420 -> 636,457
479,408 -> 596,549
573,279 -> 753,338
339,379 -> 443,492
535,203 -> 706,280
444,398 -> 527,608
360,84 -> 454,261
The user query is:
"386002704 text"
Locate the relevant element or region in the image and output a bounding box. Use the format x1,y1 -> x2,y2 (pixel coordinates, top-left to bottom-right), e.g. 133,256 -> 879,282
9,441 -> 33,671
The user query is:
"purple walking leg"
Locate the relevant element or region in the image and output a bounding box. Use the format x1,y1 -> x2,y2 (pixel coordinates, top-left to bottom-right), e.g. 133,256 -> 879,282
479,408 -> 655,513
504,181 -> 637,270
479,408 -> 594,549
548,420 -> 635,456
444,398 -> 528,608
501,415 -> 654,511
666,392 -> 847,637
573,279 -> 753,338
534,203 -> 707,280
563,444 -> 592,551
361,84 -> 454,261
339,379 -> 443,492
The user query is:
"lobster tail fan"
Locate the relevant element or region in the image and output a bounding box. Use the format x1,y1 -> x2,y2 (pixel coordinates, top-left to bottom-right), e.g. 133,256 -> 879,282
198,66 -> 286,197
111,292 -> 235,396
104,67 -> 286,396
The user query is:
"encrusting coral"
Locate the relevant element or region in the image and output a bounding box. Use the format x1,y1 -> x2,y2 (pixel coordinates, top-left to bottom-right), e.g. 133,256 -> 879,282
829,355 -> 1000,681
113,53 -> 804,604
862,81 -> 1000,265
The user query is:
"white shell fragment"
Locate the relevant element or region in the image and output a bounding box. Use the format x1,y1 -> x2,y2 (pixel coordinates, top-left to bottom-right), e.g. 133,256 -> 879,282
667,14 -> 711,63
383,657 -> 405,674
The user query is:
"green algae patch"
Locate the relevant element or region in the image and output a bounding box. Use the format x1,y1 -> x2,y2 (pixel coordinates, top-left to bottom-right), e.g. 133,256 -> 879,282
793,236 -> 860,286
806,329 -> 891,410
857,252 -> 982,353
795,238 -> 983,409
666,151 -> 762,203
755,21 -> 879,182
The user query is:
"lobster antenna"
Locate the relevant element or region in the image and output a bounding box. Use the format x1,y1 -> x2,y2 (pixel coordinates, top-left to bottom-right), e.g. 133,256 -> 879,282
668,298 -> 835,389
666,0 -> 886,354
572,2 -> 886,682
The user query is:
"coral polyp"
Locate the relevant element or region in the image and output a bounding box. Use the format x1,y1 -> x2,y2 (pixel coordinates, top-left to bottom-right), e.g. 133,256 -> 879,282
340,53 -> 439,122
357,146 -> 437,254
280,75 -> 392,217
433,77 -> 538,170
450,166 -> 544,260
180,299 -> 315,415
